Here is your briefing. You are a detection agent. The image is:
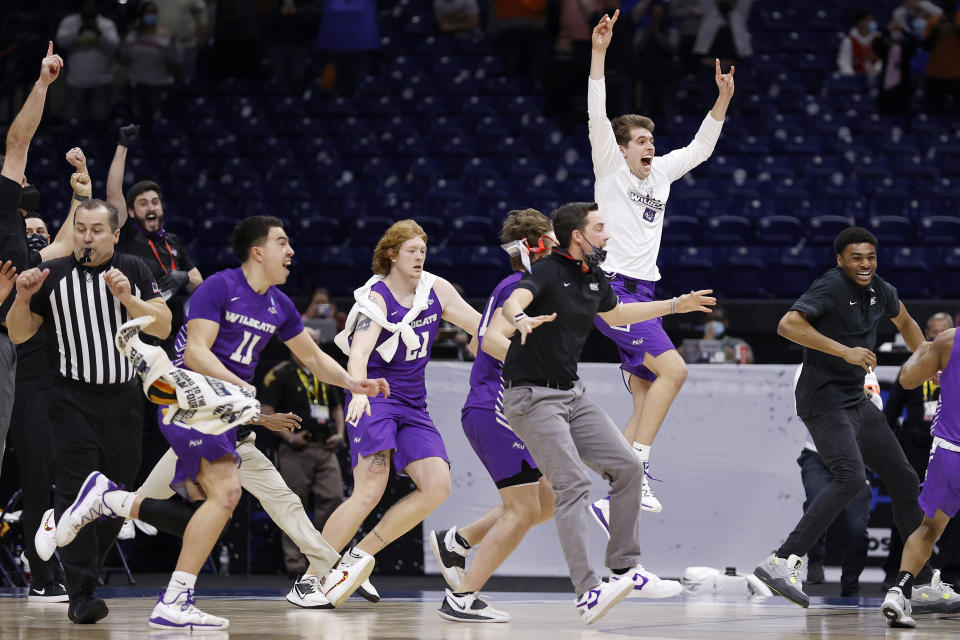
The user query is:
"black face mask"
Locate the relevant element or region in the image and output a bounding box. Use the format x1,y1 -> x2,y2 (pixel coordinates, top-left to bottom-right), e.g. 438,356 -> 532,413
582,237 -> 607,269
20,184 -> 40,213
26,233 -> 49,253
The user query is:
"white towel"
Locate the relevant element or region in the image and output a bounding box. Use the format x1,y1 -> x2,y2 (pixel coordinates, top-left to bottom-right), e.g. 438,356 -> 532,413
334,271 -> 438,362
114,316 -> 261,435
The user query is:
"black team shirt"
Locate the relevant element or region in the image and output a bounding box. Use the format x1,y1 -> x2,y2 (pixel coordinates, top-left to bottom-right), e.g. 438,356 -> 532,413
502,252 -> 618,383
792,267 -> 900,419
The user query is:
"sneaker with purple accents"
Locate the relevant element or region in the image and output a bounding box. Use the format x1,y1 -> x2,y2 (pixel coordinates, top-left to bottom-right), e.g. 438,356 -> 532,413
148,589 -> 229,630
575,576 -> 634,624
55,471 -> 120,548
611,565 -> 682,598
589,497 -> 611,537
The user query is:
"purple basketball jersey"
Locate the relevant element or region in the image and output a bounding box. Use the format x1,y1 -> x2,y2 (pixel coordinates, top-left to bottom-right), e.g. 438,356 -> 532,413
173,268 -> 304,381
358,280 -> 442,408
463,271 -> 522,413
931,334 -> 960,444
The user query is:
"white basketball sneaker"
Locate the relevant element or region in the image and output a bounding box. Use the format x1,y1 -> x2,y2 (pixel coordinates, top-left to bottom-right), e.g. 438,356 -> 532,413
321,548 -> 375,607
148,589 -> 229,630
641,462 -> 662,513
611,565 -> 683,598
911,570 -> 960,613
589,497 -> 611,537
56,471 -> 120,548
35,508 -> 57,561
356,579 -> 380,603
882,587 -> 917,628
575,577 -> 635,624
286,573 -> 334,608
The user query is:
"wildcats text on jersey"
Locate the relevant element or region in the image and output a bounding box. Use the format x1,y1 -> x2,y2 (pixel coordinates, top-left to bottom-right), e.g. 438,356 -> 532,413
224,310 -> 278,333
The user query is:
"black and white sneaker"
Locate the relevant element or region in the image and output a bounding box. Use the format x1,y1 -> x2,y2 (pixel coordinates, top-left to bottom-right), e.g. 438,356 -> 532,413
285,574 -> 334,609
429,528 -> 469,589
438,589 -> 510,623
356,579 -> 380,603
28,581 -> 69,603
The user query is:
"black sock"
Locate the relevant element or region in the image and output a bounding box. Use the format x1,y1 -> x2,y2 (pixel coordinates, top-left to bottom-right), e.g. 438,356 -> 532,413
137,497 -> 195,537
454,531 -> 470,549
895,571 -> 915,596
611,567 -> 631,575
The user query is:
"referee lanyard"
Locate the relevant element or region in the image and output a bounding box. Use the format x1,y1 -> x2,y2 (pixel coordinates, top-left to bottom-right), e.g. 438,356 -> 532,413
147,238 -> 177,274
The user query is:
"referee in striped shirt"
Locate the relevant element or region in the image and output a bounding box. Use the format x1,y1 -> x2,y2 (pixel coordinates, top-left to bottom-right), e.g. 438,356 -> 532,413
7,198 -> 171,623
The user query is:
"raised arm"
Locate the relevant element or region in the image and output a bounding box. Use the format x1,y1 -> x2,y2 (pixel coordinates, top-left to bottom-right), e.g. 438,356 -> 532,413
899,329 -> 954,389
6,267 -> 49,342
710,58 -> 735,122
890,301 -> 925,352
2,42 -> 63,185
107,124 -> 139,226
778,310 -> 876,372
40,171 -> 90,261
587,11 -> 624,179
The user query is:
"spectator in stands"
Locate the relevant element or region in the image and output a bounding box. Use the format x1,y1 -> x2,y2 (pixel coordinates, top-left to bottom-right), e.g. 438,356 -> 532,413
921,0 -> 960,114
489,0 -> 548,78
692,0 -> 752,75
671,0 -> 704,72
700,306 -> 754,364
874,18 -> 920,114
301,287 -> 342,342
543,0 -> 605,130
55,0 -> 120,123
261,327 -> 346,578
894,0 -> 943,39
156,0 -> 209,85
837,10 -> 881,79
264,0 -> 321,95
883,312 -> 960,587
314,0 -> 380,96
634,1 -> 679,126
434,0 -> 481,35
120,1 -> 182,138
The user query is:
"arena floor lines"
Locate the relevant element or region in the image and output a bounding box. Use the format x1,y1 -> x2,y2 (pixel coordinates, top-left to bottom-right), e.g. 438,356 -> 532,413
2,589 -> 958,639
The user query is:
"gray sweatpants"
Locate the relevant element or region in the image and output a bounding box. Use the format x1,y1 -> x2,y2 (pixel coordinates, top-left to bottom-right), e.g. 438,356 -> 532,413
0,334 -> 16,476
503,382 -> 643,595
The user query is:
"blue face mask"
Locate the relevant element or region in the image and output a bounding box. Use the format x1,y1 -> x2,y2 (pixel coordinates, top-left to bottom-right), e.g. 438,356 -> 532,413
142,13 -> 158,26
707,321 -> 725,338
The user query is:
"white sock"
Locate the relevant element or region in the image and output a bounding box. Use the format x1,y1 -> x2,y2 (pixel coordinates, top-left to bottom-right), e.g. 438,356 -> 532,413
632,442 -> 651,464
101,490 -> 136,518
164,571 -> 196,601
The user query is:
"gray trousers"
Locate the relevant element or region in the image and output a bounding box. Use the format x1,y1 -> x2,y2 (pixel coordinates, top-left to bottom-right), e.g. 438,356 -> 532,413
503,382 -> 643,595
0,334 -> 16,475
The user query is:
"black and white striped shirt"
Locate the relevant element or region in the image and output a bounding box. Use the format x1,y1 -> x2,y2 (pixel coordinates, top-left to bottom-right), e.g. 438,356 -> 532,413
29,253 -> 161,385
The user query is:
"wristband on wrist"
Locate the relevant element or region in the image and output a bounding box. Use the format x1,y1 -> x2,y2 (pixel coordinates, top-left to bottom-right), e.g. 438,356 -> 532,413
513,312 -> 528,327
670,297 -> 677,314
73,193 -> 89,202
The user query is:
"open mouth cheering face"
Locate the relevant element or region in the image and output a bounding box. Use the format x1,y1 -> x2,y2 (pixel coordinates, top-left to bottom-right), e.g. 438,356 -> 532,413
837,242 -> 877,287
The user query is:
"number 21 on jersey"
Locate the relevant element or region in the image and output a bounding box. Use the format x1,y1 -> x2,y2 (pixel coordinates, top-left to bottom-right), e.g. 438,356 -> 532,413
405,331 -> 430,361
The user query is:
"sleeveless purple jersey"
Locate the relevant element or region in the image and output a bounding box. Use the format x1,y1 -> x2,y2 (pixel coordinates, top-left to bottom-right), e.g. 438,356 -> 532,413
357,280 -> 442,408
932,334 -> 960,444
462,271 -> 523,413
173,268 -> 303,381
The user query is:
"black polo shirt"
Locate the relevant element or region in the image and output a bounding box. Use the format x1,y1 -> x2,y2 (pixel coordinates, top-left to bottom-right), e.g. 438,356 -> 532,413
118,224 -> 195,283
260,360 -> 344,442
502,252 -> 618,383
792,267 -> 900,419
0,175 -> 28,324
